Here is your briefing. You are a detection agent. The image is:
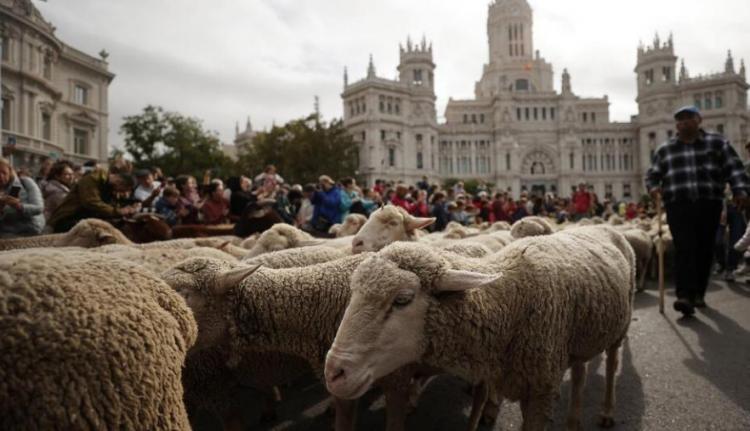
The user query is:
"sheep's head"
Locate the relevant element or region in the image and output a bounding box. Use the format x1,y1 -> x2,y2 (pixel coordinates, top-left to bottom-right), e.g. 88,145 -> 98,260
336,213 -> 368,237
63,218 -> 132,247
161,257 -> 260,353
246,224 -> 319,258
510,218 -> 550,239
351,205 -> 434,253
325,242 -> 499,400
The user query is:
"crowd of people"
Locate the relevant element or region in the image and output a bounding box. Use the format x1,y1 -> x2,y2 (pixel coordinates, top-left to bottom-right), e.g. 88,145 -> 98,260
1,154 -> 655,240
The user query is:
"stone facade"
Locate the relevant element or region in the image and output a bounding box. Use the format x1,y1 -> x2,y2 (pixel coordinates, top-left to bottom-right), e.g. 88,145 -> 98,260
0,0 -> 114,172
342,0 -> 750,200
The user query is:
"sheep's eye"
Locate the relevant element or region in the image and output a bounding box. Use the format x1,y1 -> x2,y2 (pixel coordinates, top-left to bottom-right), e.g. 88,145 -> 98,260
388,221 -> 399,227
392,291 -> 414,308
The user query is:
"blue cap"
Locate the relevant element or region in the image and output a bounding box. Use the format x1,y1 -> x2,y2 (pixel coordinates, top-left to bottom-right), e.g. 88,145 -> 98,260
674,105 -> 701,119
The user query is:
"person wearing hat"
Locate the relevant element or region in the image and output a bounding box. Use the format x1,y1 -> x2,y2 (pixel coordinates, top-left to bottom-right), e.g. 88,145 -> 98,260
646,105 -> 749,316
310,175 -> 342,235
133,168 -> 162,207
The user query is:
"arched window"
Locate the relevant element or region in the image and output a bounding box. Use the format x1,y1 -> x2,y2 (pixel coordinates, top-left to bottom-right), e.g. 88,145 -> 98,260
515,79 -> 529,91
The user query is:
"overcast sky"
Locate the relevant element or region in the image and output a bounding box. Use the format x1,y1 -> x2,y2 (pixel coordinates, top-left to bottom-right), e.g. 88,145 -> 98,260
36,0 -> 750,151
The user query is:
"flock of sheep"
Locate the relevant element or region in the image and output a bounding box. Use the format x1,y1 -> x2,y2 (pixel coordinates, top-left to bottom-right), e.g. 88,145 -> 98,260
0,207 -> 673,430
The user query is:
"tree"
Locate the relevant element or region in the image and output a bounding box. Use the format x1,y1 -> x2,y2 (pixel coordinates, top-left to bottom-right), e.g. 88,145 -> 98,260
120,105 -> 237,178
237,113 -> 358,185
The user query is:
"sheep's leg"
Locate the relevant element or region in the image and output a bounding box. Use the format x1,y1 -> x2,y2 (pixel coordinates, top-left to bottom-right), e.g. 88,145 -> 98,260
520,392 -> 556,431
598,343 -> 621,428
333,397 -> 358,431
566,361 -> 587,430
481,385 -> 502,427
466,381 -> 489,431
383,386 -> 410,431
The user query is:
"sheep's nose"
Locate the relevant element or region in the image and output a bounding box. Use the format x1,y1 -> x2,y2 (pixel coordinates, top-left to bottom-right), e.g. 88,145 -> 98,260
324,354 -> 349,390
352,239 -> 364,251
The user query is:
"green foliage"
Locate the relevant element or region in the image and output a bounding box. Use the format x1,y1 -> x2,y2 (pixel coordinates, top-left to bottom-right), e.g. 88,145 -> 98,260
237,113 -> 358,185
120,105 -> 237,178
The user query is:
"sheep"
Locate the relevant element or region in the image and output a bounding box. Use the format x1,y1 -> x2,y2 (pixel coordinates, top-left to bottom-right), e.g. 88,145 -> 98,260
329,213 -> 369,237
96,244 -> 238,274
240,233 -> 259,249
487,221 -> 512,232
608,214 -> 625,225
0,218 -> 131,250
509,216 -> 554,239
325,226 -> 635,431
242,244 -> 348,268
244,223 -> 321,258
162,254 -> 438,431
590,216 -> 605,224
351,205 -> 435,253
0,249 -> 196,430
443,223 -> 481,239
622,228 -> 654,291
440,242 -> 493,258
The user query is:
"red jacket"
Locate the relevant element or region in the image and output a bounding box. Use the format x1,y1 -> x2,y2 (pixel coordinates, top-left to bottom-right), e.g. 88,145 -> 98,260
572,191 -> 591,214
390,195 -> 413,213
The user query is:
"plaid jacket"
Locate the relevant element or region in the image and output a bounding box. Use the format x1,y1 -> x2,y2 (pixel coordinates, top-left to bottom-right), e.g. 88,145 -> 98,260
646,130 -> 749,203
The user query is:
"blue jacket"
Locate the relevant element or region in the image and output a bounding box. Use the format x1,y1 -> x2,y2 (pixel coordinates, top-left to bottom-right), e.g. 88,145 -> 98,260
312,187 -> 343,225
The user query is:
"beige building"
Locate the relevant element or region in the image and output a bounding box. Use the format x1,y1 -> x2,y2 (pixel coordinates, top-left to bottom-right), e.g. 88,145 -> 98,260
1,0 -> 114,172
342,0 -> 750,200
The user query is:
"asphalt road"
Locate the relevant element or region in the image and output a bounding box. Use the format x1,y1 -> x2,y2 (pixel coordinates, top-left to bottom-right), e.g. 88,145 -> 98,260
191,275 -> 750,430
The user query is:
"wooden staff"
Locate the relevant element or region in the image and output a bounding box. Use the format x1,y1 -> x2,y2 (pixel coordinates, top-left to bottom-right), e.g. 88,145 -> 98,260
656,193 -> 665,314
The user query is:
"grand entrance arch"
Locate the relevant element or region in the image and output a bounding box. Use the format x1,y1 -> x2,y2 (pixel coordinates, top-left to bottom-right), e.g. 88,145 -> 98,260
520,150 -> 558,197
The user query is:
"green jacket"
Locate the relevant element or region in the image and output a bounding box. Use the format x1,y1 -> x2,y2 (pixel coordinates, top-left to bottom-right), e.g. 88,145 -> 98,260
49,169 -> 120,230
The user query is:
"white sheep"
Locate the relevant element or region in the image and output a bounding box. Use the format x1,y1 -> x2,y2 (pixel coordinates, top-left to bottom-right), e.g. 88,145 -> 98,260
96,244 -> 238,274
242,244 -> 348,268
509,216 -> 554,239
0,218 -> 130,250
325,226 -> 635,430
0,249 -> 196,430
245,223 -> 321,258
329,213 -> 369,237
162,254 -> 420,431
351,205 -> 435,253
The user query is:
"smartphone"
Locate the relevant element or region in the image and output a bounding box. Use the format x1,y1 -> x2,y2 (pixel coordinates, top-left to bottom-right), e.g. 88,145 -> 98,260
9,186 -> 21,198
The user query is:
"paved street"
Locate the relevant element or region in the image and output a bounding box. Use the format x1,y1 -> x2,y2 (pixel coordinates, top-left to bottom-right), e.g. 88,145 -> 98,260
192,276 -> 750,430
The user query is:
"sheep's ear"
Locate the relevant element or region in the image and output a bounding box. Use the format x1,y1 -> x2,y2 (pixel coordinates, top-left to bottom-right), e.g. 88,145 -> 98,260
298,239 -> 326,247
217,241 -> 232,250
405,216 -> 436,232
97,231 -> 116,243
214,264 -> 262,295
435,270 -> 501,292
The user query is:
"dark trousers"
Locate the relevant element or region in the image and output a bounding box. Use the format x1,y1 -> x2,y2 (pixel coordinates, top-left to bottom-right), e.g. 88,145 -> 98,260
665,199 -> 723,301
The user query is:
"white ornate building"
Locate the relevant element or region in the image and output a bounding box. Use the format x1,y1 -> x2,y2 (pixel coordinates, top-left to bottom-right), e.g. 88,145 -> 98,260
342,0 -> 750,200
1,0 -> 115,171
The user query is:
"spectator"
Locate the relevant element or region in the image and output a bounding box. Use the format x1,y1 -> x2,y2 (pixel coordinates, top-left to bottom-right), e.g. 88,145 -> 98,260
296,183 -> 316,228
512,197 -> 530,222
35,158 -> 54,190
359,188 -> 379,215
451,200 -> 470,225
491,193 -> 511,222
254,164 -> 284,189
48,168 -> 137,233
417,176 -> 429,191
133,168 -> 162,207
453,181 -> 466,196
175,175 -> 201,224
411,189 -> 430,217
430,191 -> 449,231
225,176 -> 255,221
390,184 -> 413,212
42,160 -> 75,221
0,157 -> 45,237
154,186 -> 185,226
201,182 -> 229,225
572,183 -> 592,220
340,177 -> 363,217
310,175 -> 342,234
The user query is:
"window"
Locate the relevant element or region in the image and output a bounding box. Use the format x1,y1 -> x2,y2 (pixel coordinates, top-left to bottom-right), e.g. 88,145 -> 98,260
645,69 -> 654,85
717,124 -> 725,134
396,131 -> 401,140
515,79 -> 529,91
42,112 -> 51,140
694,95 -> 702,110
387,101 -> 392,113
550,108 -> 556,120
648,132 -> 656,148
1,37 -> 8,61
591,112 -> 596,123
623,184 -> 632,199
569,152 -> 574,170
480,114 -> 485,123
624,154 -> 630,170
74,85 -> 88,105
516,108 -> 522,121
704,93 -> 712,110
582,154 -> 586,172
471,114 -> 477,124
388,147 -> 395,167
525,107 -> 530,120
542,107 -> 547,120
582,112 -> 587,123
413,69 -> 423,85
43,55 -> 52,79
379,96 -> 385,113
417,152 -> 423,169
74,128 -> 88,154
662,66 -> 671,82
394,103 -> 400,115
1,97 -> 10,130
380,130 -> 386,141
533,107 -> 538,120
715,91 -> 724,109
506,153 -> 511,170
463,114 -> 468,124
